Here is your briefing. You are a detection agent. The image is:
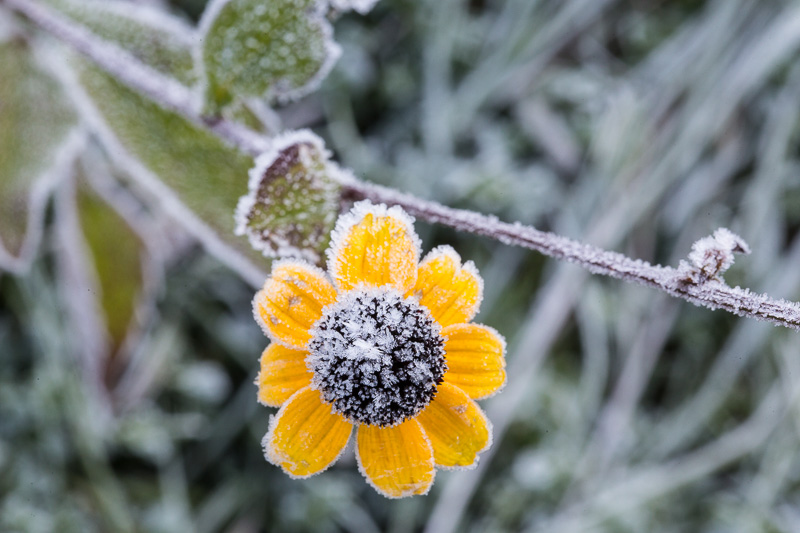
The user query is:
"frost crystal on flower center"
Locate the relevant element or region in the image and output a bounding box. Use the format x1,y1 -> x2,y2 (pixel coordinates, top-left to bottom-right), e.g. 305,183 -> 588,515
307,288 -> 446,427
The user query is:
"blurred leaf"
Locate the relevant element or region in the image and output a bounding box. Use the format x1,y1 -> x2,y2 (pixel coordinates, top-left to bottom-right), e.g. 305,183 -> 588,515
0,37 -> 76,271
199,0 -> 340,113
45,0 -> 196,84
73,61 -> 269,278
75,177 -> 146,353
234,131 -> 343,263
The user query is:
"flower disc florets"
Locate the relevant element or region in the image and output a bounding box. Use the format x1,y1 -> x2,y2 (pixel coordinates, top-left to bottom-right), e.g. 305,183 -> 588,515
307,288 -> 446,427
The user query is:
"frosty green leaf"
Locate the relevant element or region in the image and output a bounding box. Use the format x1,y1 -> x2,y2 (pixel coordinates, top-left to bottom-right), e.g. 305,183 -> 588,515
199,0 -> 340,112
44,0 -> 196,84
235,131 -> 344,263
0,37 -> 77,272
72,61 -> 269,283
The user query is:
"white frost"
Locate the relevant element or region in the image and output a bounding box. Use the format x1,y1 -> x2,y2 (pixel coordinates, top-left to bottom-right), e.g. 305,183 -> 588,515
234,129 -> 348,262
329,0 -> 381,15
326,200 -> 422,283
682,227 -> 750,282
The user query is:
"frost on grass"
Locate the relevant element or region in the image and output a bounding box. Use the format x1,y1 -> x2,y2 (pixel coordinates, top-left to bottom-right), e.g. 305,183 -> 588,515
307,288 -> 446,427
329,0 -> 381,15
199,0 -> 341,113
235,130 -> 344,263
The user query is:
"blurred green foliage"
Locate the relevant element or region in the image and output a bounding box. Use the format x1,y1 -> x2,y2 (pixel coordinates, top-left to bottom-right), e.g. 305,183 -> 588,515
0,37 -> 75,260
3,0 -> 800,532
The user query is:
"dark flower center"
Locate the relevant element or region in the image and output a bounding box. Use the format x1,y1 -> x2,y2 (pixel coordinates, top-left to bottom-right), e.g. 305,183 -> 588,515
307,288 -> 446,427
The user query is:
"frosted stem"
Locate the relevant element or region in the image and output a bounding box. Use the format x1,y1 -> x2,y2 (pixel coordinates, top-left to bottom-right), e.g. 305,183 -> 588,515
341,178 -> 800,331
9,0 -> 800,330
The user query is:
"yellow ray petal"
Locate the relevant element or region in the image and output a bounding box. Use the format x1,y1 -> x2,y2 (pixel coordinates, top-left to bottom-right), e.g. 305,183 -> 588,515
411,246 -> 483,327
256,343 -> 312,407
327,201 -> 420,293
442,323 -> 506,399
416,382 -> 492,469
263,387 -> 352,478
253,260 -> 337,349
356,419 -> 435,498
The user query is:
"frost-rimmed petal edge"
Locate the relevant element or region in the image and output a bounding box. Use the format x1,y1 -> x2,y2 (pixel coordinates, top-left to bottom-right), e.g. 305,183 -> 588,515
416,382 -> 493,470
252,258 -> 337,349
326,200 -> 422,294
355,418 -> 435,499
441,323 -> 507,400
262,386 -> 353,479
412,245 -> 484,327
255,343 -> 312,407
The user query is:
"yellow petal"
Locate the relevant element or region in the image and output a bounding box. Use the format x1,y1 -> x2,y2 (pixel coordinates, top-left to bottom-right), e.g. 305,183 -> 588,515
411,246 -> 483,327
263,387 -> 352,478
253,260 -> 337,349
256,344 -> 312,407
416,382 -> 492,469
327,201 -> 420,293
442,323 -> 506,399
356,419 -> 435,498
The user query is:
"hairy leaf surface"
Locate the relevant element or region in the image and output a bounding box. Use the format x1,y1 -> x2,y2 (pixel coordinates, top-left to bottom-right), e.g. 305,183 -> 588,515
200,0 -> 340,112
235,131 -> 344,264
46,0 -> 196,84
74,62 -> 269,281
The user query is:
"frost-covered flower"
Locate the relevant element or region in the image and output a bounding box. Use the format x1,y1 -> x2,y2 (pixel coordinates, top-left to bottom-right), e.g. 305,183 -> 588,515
253,201 -> 506,498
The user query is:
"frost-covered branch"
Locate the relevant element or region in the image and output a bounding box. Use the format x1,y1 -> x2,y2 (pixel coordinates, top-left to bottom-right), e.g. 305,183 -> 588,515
342,178 -> 800,331
10,0 -> 800,331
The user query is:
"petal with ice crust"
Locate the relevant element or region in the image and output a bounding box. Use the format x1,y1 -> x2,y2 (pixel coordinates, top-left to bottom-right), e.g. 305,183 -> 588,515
253,260 -> 337,349
327,201 -> 420,294
356,419 -> 435,498
263,387 -> 352,478
411,246 -> 483,327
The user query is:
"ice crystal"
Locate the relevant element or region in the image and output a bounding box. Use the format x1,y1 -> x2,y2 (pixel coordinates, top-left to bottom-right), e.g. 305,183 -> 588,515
307,288 -> 446,427
680,228 -> 750,284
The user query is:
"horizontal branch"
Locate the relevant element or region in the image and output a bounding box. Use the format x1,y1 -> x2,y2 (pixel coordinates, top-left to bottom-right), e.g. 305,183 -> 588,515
9,0 -> 800,331
342,179 -> 800,331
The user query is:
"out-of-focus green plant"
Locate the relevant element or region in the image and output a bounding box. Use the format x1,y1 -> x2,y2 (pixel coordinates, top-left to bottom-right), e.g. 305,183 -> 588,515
3,0 -> 800,530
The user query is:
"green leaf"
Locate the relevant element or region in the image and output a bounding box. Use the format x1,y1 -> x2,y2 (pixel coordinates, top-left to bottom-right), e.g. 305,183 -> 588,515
73,61 -> 269,282
75,176 -> 147,353
199,0 -> 340,113
235,130 -> 343,264
44,0 -> 197,84
0,37 -> 77,271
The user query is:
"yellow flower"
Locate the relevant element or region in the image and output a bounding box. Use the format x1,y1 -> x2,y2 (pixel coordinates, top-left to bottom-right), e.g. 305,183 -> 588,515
253,201 -> 506,498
